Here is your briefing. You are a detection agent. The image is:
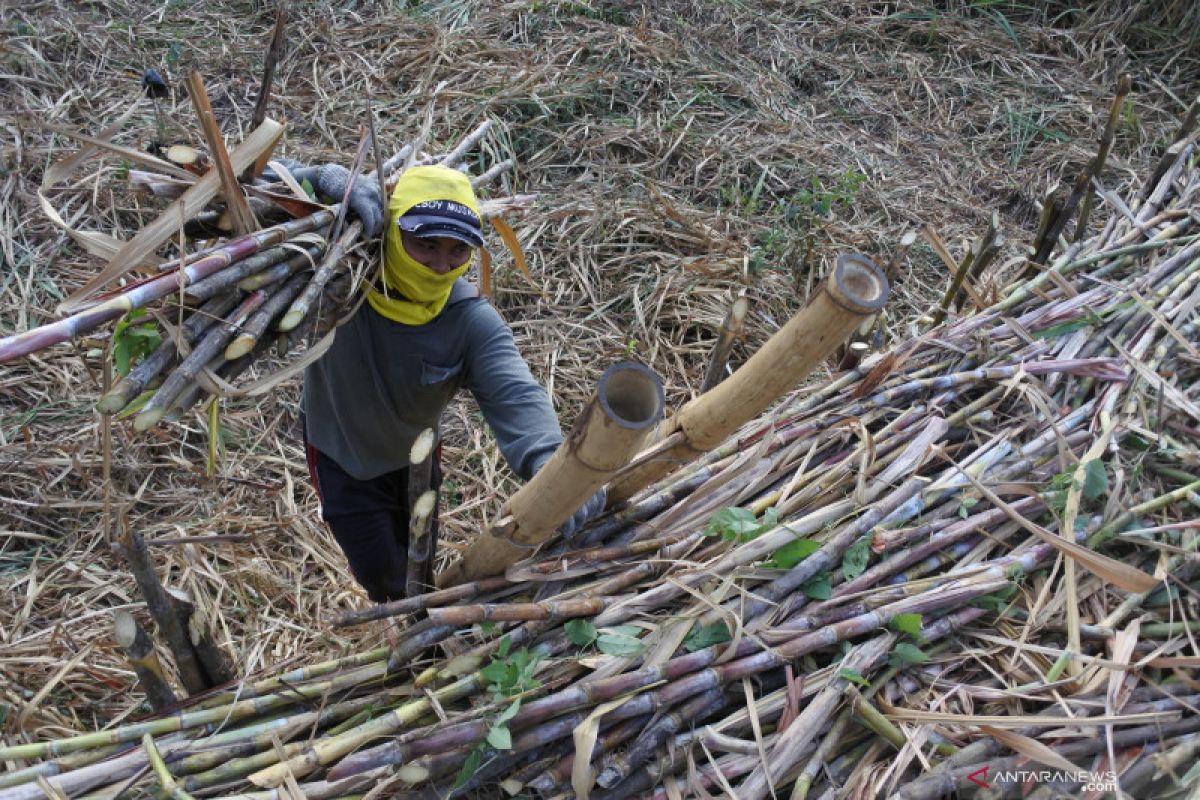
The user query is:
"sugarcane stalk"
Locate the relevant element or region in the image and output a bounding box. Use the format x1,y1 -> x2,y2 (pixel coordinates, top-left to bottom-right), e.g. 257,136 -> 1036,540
437,120 -> 492,169
223,270 -> 312,360
426,596 -> 616,626
134,288 -> 274,430
331,577 -> 516,628
97,291 -> 241,415
608,254 -> 889,503
1074,74 -> 1131,240
112,610 -> 177,711
276,221 -> 361,331
184,241 -> 324,302
0,208 -> 334,364
244,2 -> 287,181
405,428 -> 438,596
186,71 -> 257,237
699,292 -> 748,392
113,530 -> 209,695
595,687 -> 726,789
166,587 -> 235,687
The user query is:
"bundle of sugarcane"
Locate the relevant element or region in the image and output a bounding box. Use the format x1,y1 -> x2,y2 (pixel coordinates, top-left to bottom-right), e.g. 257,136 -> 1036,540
1,127 -> 1196,799
0,116 -> 530,429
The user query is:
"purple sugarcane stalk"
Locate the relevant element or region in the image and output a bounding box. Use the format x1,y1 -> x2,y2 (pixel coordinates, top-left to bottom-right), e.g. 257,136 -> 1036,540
0,209 -> 335,364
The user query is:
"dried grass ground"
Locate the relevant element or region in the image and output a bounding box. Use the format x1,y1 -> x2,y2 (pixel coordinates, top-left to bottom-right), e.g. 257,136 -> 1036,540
0,0 -> 1197,746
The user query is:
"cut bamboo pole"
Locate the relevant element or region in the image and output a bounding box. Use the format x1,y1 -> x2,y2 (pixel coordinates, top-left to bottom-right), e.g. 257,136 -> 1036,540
112,610 -> 177,712
608,254 -> 889,503
439,361 -> 664,586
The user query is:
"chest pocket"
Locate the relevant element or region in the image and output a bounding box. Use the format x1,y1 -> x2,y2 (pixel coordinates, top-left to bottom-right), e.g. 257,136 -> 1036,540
421,359 -> 464,386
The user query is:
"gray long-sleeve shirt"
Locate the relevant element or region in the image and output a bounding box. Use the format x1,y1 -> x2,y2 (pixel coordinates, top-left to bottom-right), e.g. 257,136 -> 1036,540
303,279 -> 563,481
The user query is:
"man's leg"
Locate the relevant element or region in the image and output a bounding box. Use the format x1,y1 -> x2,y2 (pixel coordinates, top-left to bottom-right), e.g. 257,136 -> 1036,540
306,442 -> 410,603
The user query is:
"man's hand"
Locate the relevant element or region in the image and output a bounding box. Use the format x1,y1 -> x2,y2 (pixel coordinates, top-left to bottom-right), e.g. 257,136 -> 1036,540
558,486 -> 606,539
263,160 -> 384,238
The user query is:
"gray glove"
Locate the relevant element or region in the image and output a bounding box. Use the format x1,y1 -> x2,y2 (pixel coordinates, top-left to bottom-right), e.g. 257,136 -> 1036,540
559,486 -> 607,539
263,160 -> 384,239
529,451 -> 608,539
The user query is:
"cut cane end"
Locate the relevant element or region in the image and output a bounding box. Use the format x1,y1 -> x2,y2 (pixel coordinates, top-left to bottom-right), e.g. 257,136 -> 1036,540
133,407 -> 166,432
276,311 -> 304,332
96,392 -> 130,415
224,336 -> 255,361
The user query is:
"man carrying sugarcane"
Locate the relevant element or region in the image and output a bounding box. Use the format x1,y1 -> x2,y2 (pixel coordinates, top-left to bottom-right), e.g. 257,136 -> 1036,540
294,162 -> 605,603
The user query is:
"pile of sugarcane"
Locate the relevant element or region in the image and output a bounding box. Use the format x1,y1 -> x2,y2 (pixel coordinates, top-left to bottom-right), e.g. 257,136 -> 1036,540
1,122 -> 1197,798
0,117 -> 526,428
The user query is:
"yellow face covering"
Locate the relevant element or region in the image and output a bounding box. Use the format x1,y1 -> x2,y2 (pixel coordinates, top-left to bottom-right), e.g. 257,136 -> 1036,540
368,165 -> 481,325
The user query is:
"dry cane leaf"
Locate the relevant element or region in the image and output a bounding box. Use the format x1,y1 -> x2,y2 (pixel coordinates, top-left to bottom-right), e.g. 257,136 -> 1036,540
938,447 -> 1159,593
979,724 -> 1083,773
572,696 -> 631,800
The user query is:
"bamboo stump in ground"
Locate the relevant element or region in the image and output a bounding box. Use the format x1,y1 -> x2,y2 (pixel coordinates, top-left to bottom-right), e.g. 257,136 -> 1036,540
112,610 -> 177,711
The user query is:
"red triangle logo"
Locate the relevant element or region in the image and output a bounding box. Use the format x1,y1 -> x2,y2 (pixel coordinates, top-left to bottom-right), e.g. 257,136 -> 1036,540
967,766 -> 990,788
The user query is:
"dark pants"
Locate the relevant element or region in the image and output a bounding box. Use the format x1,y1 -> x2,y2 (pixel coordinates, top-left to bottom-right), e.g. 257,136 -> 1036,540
305,441 -> 441,603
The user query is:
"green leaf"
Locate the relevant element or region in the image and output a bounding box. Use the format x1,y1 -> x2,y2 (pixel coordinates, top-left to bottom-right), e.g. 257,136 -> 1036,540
487,725 -> 512,750
891,613 -> 924,638
596,632 -> 644,657
771,537 -> 820,569
1082,460 -> 1108,500
842,537 -> 871,581
802,572 -> 832,600
452,747 -> 484,789
683,622 -> 731,652
838,668 -> 869,687
602,625 -> 643,637
497,635 -> 512,658
958,496 -> 979,519
495,698 -> 521,725
478,620 -> 497,635
479,660 -> 511,686
704,507 -> 777,543
890,642 -> 929,665
111,308 -> 161,376
565,619 -> 597,648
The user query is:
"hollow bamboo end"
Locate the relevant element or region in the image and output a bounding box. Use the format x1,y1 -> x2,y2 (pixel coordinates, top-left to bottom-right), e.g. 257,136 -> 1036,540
829,254 -> 890,314
134,407 -> 166,431
598,361 -> 664,430
224,336 -> 255,361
